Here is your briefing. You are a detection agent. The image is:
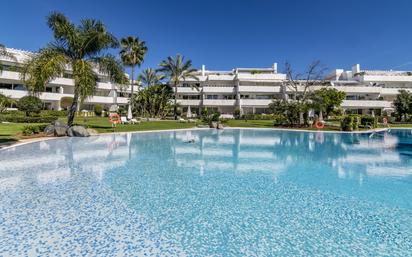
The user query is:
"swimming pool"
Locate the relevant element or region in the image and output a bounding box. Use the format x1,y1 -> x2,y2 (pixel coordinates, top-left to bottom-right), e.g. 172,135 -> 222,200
0,129 -> 411,255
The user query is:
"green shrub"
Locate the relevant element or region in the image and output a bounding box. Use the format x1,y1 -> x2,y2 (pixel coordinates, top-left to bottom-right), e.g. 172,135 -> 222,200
17,96 -> 43,116
273,114 -> 287,126
0,115 -> 57,123
361,115 -> 378,128
117,106 -> 126,116
241,114 -> 277,120
60,97 -> 73,110
201,109 -> 220,124
21,124 -> 47,136
40,110 -> 68,117
94,104 -> 103,116
341,116 -> 354,131
340,115 -> 361,131
1,110 -> 26,116
234,108 -> 241,119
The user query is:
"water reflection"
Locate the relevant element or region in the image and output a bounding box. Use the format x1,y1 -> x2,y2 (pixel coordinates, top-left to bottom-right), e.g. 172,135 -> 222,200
0,129 -> 411,196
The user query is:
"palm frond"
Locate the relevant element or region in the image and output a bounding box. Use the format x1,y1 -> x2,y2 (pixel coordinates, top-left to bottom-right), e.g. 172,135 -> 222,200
93,54 -> 128,85
21,47 -> 68,93
120,36 -> 148,67
138,68 -> 164,87
72,59 -> 98,101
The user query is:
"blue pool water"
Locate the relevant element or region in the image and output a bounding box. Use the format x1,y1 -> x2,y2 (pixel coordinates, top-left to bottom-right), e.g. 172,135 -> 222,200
0,128 -> 411,256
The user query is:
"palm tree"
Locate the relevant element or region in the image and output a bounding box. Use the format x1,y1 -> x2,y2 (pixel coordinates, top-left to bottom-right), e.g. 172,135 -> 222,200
0,43 -> 17,73
157,54 -> 198,119
119,36 -> 147,113
21,12 -> 126,127
138,68 -> 164,87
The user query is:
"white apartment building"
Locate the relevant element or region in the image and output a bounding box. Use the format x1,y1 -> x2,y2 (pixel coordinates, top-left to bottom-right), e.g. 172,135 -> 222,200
176,64 -> 286,116
0,48 -> 134,111
2,47 -> 411,116
326,64 -> 412,115
177,63 -> 412,116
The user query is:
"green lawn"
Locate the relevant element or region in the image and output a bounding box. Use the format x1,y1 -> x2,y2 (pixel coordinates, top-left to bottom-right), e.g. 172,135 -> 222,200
0,122 -> 47,144
224,119 -> 342,131
224,119 -> 275,128
2,117 -> 412,146
69,116 -> 198,133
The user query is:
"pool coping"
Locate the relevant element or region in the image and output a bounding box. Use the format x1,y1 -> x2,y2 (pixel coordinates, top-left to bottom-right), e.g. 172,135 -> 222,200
1,126 -> 408,152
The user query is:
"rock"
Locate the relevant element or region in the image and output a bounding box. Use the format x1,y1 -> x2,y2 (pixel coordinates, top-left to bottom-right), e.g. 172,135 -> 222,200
44,125 -> 55,136
86,128 -> 99,135
210,122 -> 218,129
217,123 -> 224,130
52,120 -> 66,127
54,125 -> 67,137
67,126 -> 90,137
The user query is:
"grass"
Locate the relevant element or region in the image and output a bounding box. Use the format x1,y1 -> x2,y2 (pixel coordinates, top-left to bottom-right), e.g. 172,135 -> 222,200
0,122 -> 47,145
224,119 -> 342,131
2,116 -> 412,146
69,116 -> 198,133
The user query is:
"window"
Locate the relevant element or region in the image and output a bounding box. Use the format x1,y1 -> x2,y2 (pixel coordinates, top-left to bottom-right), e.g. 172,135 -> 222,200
0,83 -> 12,90
256,95 -> 271,99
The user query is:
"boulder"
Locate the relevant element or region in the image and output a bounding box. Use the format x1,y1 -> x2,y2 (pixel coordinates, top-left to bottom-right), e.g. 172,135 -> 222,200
67,126 -> 90,137
86,128 -> 99,135
44,124 -> 55,136
210,122 -> 218,129
52,120 -> 66,127
217,123 -> 224,130
54,125 -> 67,137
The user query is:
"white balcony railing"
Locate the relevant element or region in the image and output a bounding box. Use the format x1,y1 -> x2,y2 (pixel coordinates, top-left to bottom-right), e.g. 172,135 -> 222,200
0,70 -> 131,92
238,86 -> 281,93
203,87 -> 235,93
174,87 -> 201,94
176,99 -> 201,106
241,99 -> 272,106
0,88 -> 117,104
341,100 -> 392,108
203,99 -> 236,106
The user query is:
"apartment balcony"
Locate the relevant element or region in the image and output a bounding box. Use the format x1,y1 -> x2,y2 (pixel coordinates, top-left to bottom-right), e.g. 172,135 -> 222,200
203,87 -> 235,93
203,99 -> 236,106
240,99 -> 273,106
117,97 -> 129,104
0,70 -> 130,92
0,88 -> 117,105
176,99 -> 201,106
86,95 -> 116,104
360,75 -> 412,83
381,87 -> 412,95
238,86 -> 281,93
341,100 -> 392,109
237,73 -> 286,81
174,87 -> 201,94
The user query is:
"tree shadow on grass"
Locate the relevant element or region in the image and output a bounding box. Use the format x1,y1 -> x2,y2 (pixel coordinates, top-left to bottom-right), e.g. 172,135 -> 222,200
0,137 -> 19,148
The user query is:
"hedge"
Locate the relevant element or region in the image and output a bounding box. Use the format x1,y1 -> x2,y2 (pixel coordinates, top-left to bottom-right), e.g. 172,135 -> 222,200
21,124 -> 48,136
360,115 -> 378,128
0,115 -> 58,123
341,115 -> 361,131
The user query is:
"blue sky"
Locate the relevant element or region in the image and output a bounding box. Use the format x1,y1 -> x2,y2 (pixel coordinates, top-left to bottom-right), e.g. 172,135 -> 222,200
1,0 -> 412,75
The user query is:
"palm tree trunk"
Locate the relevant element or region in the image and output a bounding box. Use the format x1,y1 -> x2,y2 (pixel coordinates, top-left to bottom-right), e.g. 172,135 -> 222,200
130,65 -> 135,112
67,90 -> 79,127
174,83 -> 177,120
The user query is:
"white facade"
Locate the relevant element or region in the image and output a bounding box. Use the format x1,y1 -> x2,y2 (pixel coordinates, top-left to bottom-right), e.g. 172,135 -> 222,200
2,47 -> 410,115
326,64 -> 412,114
0,48 -> 134,111
176,63 -> 286,115
177,63 -> 412,116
